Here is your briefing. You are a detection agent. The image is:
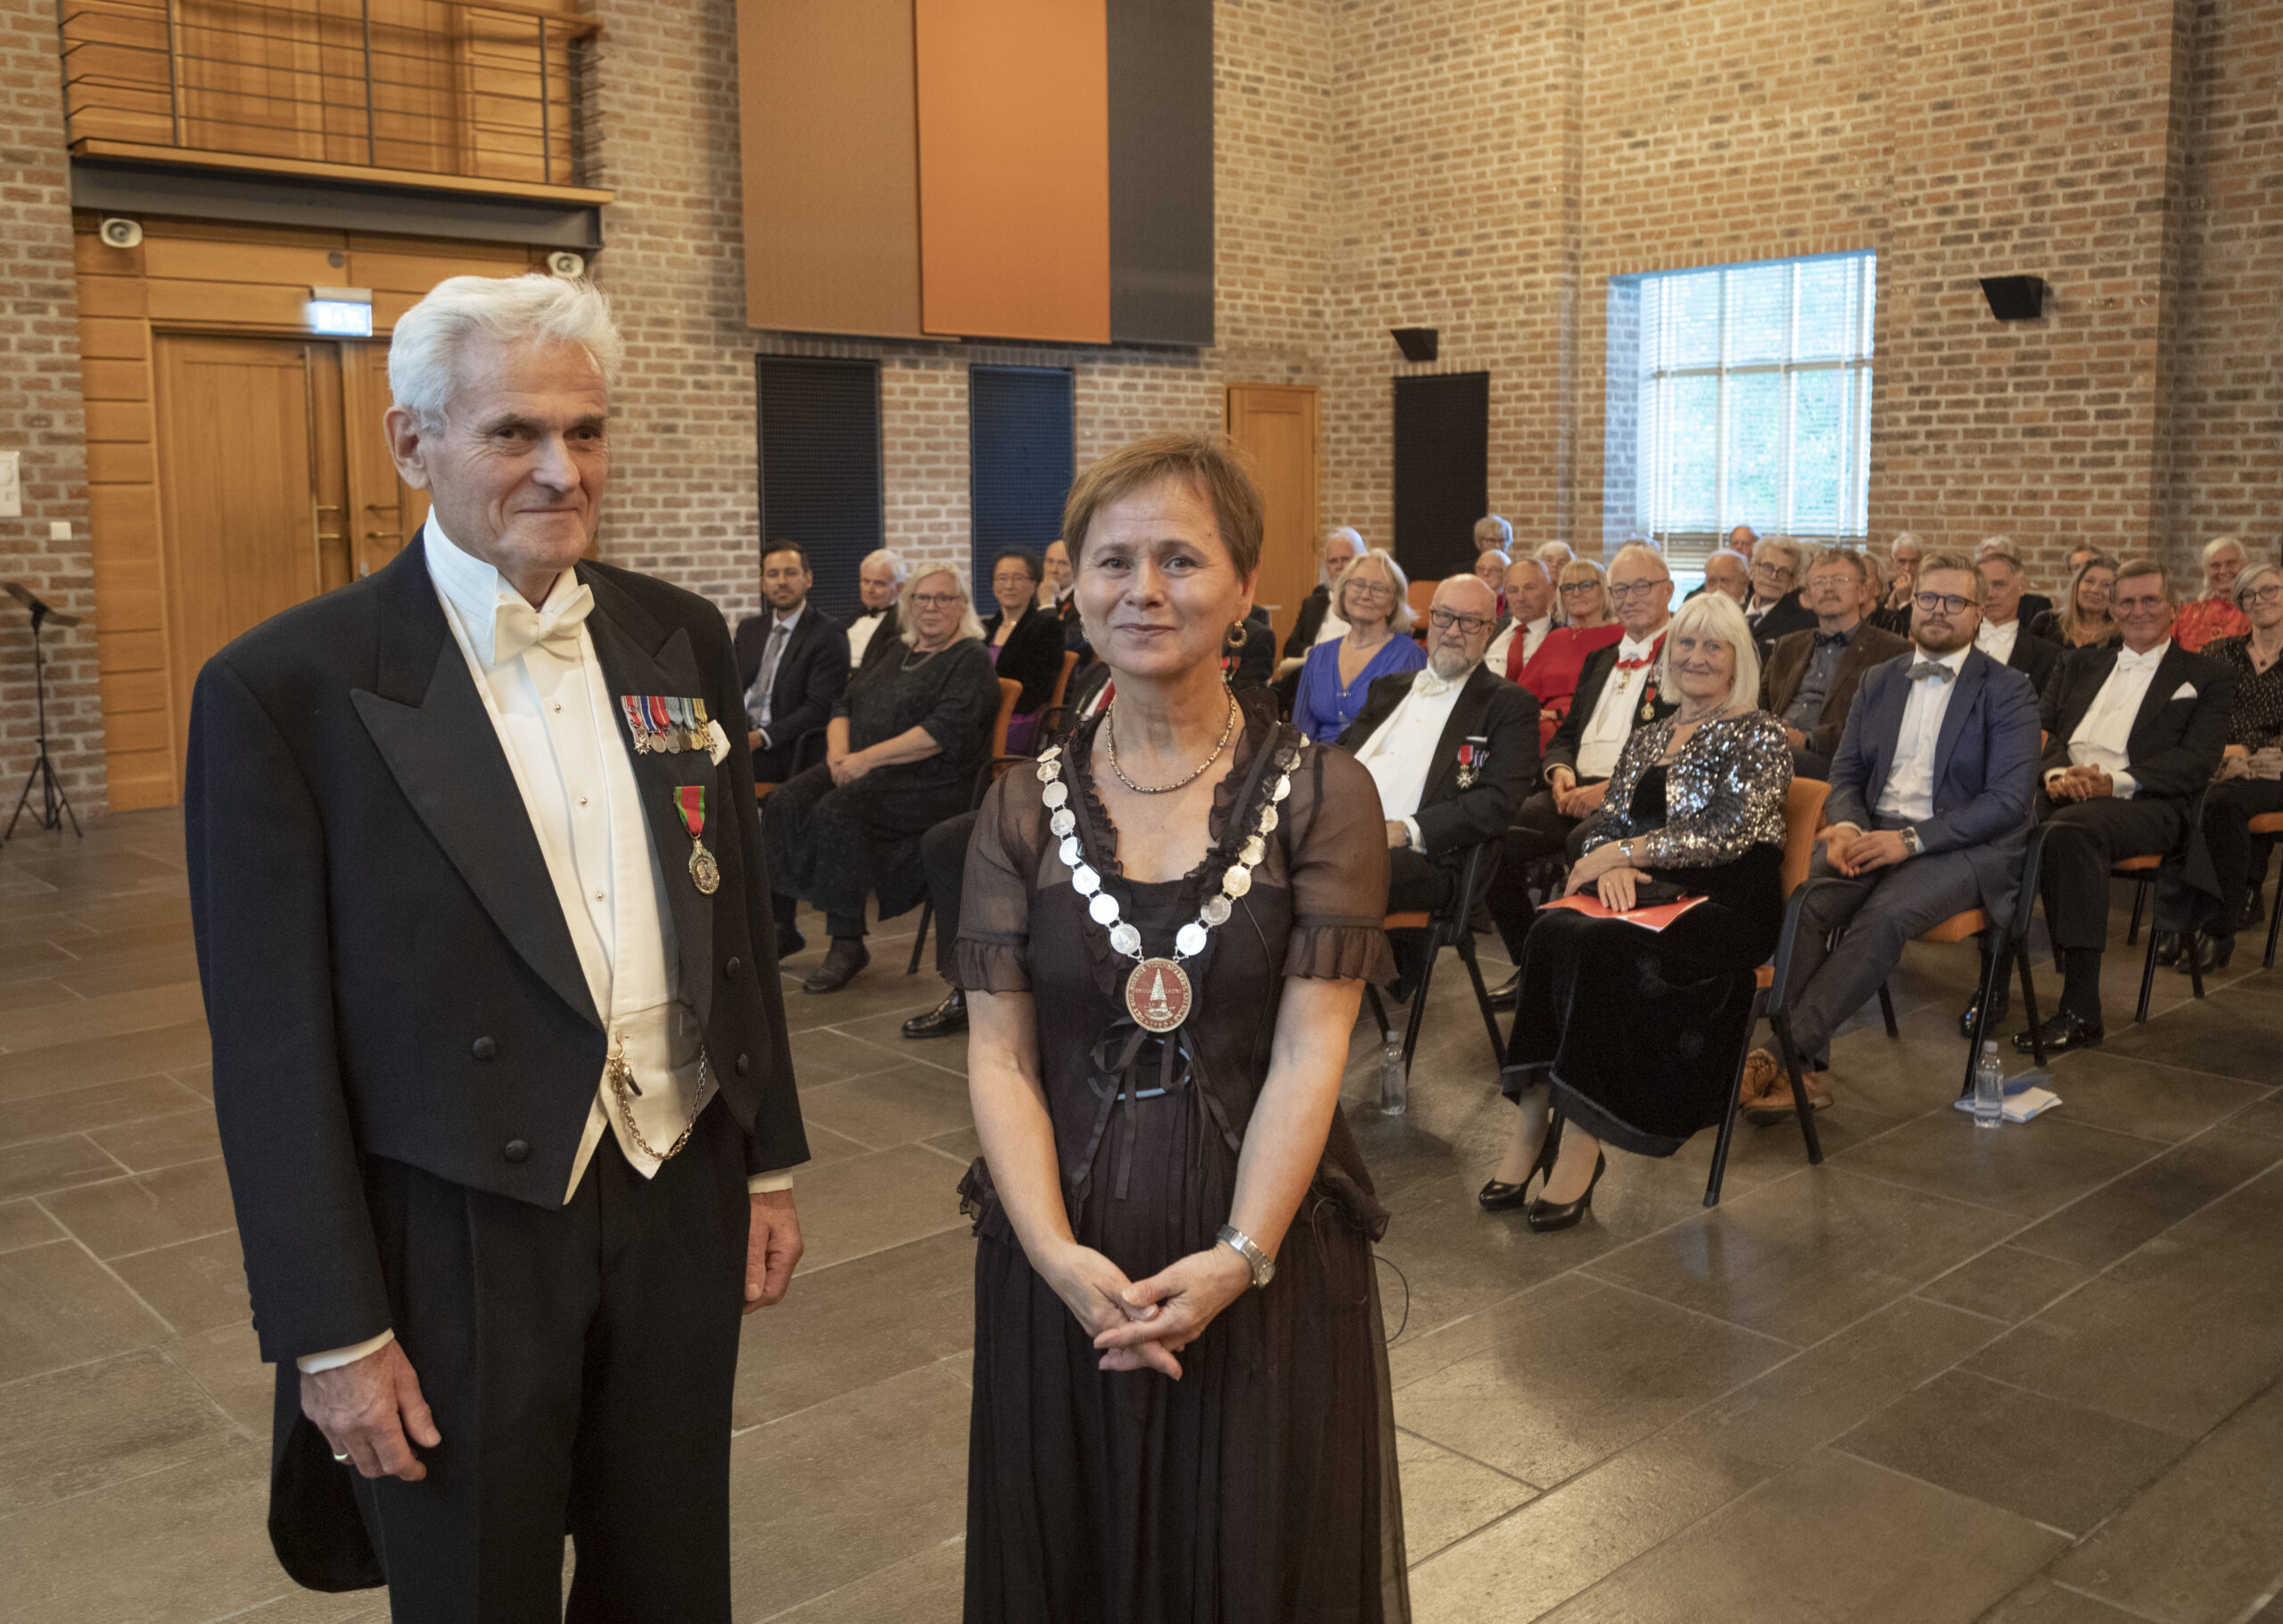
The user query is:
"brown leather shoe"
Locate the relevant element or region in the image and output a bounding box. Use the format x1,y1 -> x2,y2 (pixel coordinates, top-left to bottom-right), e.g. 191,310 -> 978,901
1745,1068 -> 1833,1125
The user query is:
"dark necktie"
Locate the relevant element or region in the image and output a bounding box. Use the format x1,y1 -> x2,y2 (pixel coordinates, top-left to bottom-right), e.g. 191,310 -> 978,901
1816,630 -> 1849,649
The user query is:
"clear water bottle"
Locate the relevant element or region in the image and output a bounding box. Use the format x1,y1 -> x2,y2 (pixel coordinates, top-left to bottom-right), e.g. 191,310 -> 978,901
1379,1031 -> 1408,1116
1973,1042 -> 2005,1129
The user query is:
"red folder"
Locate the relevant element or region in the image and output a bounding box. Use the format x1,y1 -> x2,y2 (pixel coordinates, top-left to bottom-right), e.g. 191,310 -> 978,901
1540,891 -> 1709,932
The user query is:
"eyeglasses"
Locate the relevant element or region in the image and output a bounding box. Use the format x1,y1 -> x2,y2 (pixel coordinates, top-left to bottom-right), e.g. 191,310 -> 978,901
1427,609 -> 1496,635
1344,581 -> 1394,599
1559,581 -> 1602,595
1914,591 -> 1974,615
1807,574 -> 1860,593
2243,584 -> 2283,606
1608,579 -> 1670,600
911,592 -> 963,609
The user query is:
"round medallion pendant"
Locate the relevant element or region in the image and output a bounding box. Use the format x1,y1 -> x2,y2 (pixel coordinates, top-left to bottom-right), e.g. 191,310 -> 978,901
1124,958 -> 1193,1034
688,843 -> 721,895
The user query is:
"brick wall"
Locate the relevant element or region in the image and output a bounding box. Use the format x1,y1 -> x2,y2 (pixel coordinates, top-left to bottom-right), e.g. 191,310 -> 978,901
0,0 -> 98,821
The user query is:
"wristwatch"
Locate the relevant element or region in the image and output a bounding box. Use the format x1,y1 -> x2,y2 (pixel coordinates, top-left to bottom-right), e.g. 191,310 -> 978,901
1900,825 -> 1924,857
1215,1224 -> 1276,1289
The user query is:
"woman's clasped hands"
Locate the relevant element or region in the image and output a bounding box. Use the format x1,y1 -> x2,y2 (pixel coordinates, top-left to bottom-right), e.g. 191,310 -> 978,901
1045,1240 -> 1252,1381
1567,840 -> 1651,914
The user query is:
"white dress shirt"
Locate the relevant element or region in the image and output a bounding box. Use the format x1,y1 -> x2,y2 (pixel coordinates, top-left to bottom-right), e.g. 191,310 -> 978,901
2053,641 -> 2170,802
1351,665 -> 1471,848
301,523 -> 786,1373
1975,617 -> 2021,666
1871,644 -> 1971,826
1575,631 -> 1663,779
1485,614 -> 1550,676
845,607 -> 886,667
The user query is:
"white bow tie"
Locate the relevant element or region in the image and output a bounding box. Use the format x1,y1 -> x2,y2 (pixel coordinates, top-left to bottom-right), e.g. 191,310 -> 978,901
2115,645 -> 2165,673
491,581 -> 594,666
1413,666 -> 1461,698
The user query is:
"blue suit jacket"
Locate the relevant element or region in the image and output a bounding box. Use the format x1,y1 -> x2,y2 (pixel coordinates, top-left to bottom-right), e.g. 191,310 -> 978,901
1825,647 -> 2042,917
733,606 -> 851,782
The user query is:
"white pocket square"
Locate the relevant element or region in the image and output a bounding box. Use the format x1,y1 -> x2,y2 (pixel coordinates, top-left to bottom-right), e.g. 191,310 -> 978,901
2170,682 -> 2196,702
707,719 -> 731,765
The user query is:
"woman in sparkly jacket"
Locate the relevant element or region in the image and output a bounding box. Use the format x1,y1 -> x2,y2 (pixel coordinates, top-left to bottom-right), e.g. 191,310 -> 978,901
1482,590 -> 1793,1231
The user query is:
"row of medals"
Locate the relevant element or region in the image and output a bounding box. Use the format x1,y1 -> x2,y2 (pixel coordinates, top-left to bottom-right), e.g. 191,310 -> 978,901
1034,737 -> 1302,1035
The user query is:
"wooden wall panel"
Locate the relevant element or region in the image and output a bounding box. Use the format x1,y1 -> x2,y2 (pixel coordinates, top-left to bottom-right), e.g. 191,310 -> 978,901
914,0 -> 1110,343
736,0 -> 925,338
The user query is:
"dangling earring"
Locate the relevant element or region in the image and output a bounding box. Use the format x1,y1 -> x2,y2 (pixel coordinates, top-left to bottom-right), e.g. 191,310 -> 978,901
1225,621 -> 1248,651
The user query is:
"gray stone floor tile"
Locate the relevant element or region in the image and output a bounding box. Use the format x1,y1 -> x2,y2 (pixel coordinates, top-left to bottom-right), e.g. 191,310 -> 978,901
2098,983 -> 2283,1085
161,1316 -> 275,1437
86,1105 -> 226,1173
50,947 -> 209,1001
1915,1245 -> 2093,1324
1976,1577 -> 2155,1622
1583,1166 -> 2007,1345
0,1073 -> 208,1150
2008,1123 -> 2283,1273
783,1024 -> 915,1088
2029,1051 -> 2272,1143
828,1003 -> 975,1070
1534,1448 -> 2065,1624
1394,1430 -> 1537,1562
0,1134 -> 124,1202
2229,1095 -> 2283,1140
171,1060 -> 214,1100
1834,1368 -> 2192,1536
732,1228 -> 976,1430
0,1196 -> 64,1253
110,1228 -> 251,1337
0,977 -> 207,1053
37,1155 -> 237,1259
2050,1374 -> 2283,1624
782,1142 -> 972,1272
1394,1273 -> 1790,1487
727,1362 -> 970,1618
0,1239 -> 171,1384
0,1020 -> 212,1108
1832,1111 -> 2161,1220
754,1535 -> 965,1623
1376,1183 -> 1624,1358
798,1060 -> 976,1149
0,977 -> 74,1012
0,1348 -> 241,1517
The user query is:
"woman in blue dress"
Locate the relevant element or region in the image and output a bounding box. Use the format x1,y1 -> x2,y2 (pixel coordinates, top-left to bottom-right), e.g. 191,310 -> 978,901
1291,548 -> 1425,742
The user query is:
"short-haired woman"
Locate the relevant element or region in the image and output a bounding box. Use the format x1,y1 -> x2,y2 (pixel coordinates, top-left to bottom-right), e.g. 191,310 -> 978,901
982,547 -> 1067,754
2187,561 -> 2283,972
2175,536 -> 2254,654
958,431 -> 1409,1618
2028,552 -> 2121,650
762,565 -> 1002,993
1290,546 -> 1425,742
1480,591 -> 1792,1228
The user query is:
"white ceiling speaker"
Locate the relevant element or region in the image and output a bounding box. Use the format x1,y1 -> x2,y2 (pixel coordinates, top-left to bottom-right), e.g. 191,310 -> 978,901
99,217 -> 143,251
547,251 -> 586,279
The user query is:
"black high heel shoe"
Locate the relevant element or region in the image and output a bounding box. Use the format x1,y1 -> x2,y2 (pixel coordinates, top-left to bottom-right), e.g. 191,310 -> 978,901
1479,1118 -> 1564,1212
1527,1151 -> 1608,1232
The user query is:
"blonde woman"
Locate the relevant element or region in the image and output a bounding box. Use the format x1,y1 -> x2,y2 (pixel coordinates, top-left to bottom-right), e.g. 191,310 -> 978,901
2028,552 -> 2120,649
1555,557 -> 1612,628
1291,547 -> 1424,742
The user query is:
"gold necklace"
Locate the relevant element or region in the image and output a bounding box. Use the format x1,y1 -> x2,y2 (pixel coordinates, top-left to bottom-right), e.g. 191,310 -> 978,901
1106,694 -> 1240,795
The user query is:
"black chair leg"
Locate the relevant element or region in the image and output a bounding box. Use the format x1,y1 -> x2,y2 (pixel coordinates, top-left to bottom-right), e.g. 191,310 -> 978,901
1959,940 -> 2009,1098
2127,876 -> 2147,946
1876,981 -> 1899,1037
2135,898 -> 2161,1023
1455,931 -> 1506,1068
1365,985 -> 1392,1043
1703,987 -> 1765,1208
1770,1012 -> 1824,1165
2016,944 -> 2048,1067
906,900 -> 932,976
2188,936 -> 2206,1001
2268,888 -> 2283,971
1401,935 -> 1438,1069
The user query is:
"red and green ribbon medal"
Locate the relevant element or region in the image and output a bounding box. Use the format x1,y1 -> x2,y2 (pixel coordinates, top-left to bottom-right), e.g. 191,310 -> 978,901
674,784 -> 721,894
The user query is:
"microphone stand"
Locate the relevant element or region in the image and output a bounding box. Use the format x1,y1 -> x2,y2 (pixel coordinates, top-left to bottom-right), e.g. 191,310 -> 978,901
4,583 -> 82,840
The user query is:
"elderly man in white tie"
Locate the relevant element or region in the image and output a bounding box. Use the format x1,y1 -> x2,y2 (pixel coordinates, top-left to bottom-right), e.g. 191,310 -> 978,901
2017,558 -> 2236,1051
185,273 -> 808,1618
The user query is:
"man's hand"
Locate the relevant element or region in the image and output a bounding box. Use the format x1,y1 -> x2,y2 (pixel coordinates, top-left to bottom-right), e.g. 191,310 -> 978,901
1785,726 -> 1809,750
302,1340 -> 441,1481
1384,820 -> 1411,851
748,728 -> 766,752
1555,779 -> 1607,819
1833,829 -> 1910,876
746,1191 -> 804,1312
2050,764 -> 2114,803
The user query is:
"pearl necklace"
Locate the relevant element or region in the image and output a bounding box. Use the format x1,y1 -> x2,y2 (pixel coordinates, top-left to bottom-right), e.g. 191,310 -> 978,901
1034,732 -> 1301,1034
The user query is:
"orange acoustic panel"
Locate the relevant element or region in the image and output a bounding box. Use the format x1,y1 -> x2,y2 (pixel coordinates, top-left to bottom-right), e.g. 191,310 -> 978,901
914,0 -> 1110,343
738,0 -> 926,338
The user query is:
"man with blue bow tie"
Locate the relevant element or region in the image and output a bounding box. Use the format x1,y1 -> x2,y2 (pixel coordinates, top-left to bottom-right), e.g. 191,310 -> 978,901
1741,553 -> 2041,1120
186,274 -> 809,1620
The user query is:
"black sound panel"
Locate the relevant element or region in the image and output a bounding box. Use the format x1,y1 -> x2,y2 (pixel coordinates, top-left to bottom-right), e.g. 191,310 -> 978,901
1107,0 -> 1214,346
756,355 -> 883,623
1393,372 -> 1490,582
969,365 -> 1076,588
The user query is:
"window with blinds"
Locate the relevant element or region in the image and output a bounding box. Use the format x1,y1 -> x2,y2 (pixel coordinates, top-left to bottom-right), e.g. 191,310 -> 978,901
1618,252 -> 1875,563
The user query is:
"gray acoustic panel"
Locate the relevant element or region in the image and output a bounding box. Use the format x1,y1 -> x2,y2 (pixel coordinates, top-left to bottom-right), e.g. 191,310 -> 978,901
1106,0 -> 1214,347
1394,373 -> 1491,582
758,357 -> 884,625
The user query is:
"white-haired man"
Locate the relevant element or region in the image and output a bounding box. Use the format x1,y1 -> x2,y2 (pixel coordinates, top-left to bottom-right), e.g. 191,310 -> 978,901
847,546 -> 909,671
185,275 -> 808,1616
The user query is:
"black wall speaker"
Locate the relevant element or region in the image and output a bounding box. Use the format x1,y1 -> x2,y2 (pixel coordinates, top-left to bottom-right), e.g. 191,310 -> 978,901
1979,276 -> 2048,321
1391,326 -> 1439,362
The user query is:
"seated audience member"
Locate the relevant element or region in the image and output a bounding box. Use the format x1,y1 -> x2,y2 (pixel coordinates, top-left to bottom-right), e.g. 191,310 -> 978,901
1474,547 -> 1512,624
762,565 -> 1001,993
1694,548 -> 1751,606
1861,552 -> 1893,631
1485,544 -> 1676,977
1475,514 -> 1515,555
2028,551 -> 2120,651
981,548 -> 1067,755
2181,562 -> 2283,972
1868,532 -> 1924,633
1741,553 -> 2040,1119
1726,523 -> 1760,555
1481,592 -> 1791,1224
1979,536 -> 2053,627
1340,576 -> 1538,977
1485,554 -> 1548,672
2175,536 -> 2253,654
1536,540 -> 1575,573
1744,538 -> 1815,641
1554,556 -> 1611,629
1228,604 -> 1277,691
1509,558 -> 1622,751
736,540 -> 851,784
846,548 -> 908,672
1973,543 -> 2063,696
1039,537 -> 1091,661
1282,526 -> 1365,662
1760,547 -> 1910,780
1292,547 -> 1425,743
2004,559 -> 2235,1051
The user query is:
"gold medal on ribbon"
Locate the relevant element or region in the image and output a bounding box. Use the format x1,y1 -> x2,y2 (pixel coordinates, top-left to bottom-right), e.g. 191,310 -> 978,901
674,784 -> 721,894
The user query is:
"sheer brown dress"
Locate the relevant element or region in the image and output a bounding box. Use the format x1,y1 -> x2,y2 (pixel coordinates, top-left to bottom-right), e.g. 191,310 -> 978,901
954,690 -> 1411,1624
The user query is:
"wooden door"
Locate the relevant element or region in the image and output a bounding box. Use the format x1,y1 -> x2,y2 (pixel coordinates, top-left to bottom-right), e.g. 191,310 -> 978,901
1225,383 -> 1319,649
342,341 -> 424,579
